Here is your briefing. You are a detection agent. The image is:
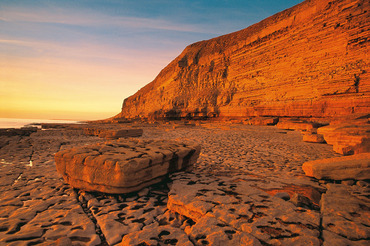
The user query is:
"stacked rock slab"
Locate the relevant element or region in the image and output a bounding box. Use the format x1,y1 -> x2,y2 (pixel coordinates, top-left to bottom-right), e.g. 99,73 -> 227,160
302,153 -> 370,180
317,123 -> 370,155
54,139 -> 201,194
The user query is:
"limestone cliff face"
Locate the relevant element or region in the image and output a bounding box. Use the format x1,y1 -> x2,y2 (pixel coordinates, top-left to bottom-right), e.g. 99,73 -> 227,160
116,0 -> 370,120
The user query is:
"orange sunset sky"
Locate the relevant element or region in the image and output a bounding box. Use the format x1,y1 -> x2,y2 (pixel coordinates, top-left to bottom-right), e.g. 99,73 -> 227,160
1,0 -> 303,120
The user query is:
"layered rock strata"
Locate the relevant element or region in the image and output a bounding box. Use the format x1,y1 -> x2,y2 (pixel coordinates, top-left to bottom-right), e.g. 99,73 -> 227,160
115,0 -> 370,121
276,119 -> 327,132
317,122 -> 370,155
54,139 -> 201,193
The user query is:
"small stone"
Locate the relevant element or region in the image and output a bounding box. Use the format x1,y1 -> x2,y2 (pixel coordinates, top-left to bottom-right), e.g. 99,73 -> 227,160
290,193 -> 312,208
137,188 -> 149,197
341,180 -> 355,186
356,180 -> 369,188
302,133 -> 325,143
126,196 -> 138,202
87,198 -> 100,209
54,237 -> 73,246
274,192 -> 290,201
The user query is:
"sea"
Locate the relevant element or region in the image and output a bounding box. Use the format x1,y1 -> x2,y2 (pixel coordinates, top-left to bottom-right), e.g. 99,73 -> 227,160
0,118 -> 80,129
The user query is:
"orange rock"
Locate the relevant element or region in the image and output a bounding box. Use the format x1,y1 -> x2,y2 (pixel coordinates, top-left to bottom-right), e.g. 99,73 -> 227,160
302,133 -> 326,143
276,120 -> 322,132
245,117 -> 279,126
302,153 -> 370,180
83,127 -> 143,139
114,0 -> 370,121
262,184 -> 322,207
317,124 -> 370,155
54,139 -> 201,193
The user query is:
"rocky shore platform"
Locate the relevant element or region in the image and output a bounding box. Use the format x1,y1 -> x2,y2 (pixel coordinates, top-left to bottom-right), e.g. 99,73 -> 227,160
0,123 -> 369,245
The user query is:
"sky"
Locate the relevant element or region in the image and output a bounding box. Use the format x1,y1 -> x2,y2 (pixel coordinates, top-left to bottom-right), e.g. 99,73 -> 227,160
1,0 -> 303,120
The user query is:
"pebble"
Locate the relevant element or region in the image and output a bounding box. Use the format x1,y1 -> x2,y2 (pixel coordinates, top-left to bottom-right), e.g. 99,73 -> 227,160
357,180 -> 369,188
341,179 -> 355,186
274,192 -> 290,201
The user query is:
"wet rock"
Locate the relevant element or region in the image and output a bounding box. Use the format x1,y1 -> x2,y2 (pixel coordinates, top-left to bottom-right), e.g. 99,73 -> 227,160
302,153 -> 370,180
55,139 -> 201,193
41,123 -> 85,129
0,127 -> 37,137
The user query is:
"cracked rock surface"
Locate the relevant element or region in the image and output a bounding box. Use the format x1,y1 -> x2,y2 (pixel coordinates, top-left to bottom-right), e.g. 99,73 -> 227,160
0,123 -> 369,245
55,139 -> 201,194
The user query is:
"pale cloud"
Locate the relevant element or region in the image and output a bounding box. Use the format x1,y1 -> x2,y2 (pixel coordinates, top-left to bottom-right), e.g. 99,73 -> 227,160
0,38 -> 176,64
0,6 -> 209,34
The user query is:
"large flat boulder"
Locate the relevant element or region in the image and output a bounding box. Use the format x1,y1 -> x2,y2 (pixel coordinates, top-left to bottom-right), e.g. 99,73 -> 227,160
302,153 -> 370,180
54,139 -> 201,194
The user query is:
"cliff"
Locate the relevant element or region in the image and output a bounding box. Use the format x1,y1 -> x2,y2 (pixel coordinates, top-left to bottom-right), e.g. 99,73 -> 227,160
115,0 -> 370,120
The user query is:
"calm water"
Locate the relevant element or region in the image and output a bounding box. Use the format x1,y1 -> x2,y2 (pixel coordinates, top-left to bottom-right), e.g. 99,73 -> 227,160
0,118 -> 80,129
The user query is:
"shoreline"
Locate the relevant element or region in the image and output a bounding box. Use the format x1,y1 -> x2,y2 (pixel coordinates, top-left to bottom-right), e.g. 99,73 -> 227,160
0,118 -> 82,129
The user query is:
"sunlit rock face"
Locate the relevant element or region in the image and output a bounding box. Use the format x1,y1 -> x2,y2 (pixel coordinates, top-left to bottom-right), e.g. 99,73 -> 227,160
54,139 -> 201,194
116,0 -> 369,120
